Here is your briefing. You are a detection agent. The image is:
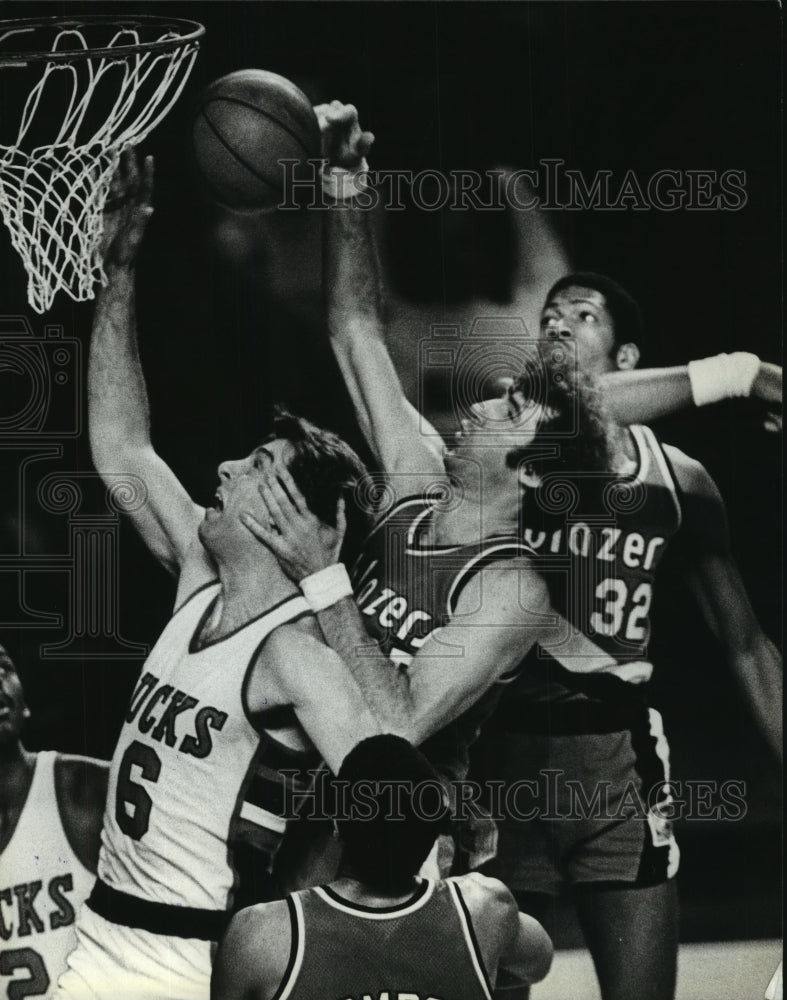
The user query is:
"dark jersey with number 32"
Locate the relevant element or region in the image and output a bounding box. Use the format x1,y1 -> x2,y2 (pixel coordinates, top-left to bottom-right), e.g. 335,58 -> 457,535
514,423 -> 682,704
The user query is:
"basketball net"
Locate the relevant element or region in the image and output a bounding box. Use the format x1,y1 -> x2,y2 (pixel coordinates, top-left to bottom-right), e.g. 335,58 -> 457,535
0,25 -> 200,313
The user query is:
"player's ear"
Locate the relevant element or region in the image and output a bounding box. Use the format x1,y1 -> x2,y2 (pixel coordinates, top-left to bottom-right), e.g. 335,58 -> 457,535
615,342 -> 640,370
518,462 -> 542,490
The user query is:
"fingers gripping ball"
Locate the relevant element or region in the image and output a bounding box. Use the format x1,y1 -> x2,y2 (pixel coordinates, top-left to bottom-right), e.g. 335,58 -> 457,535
191,69 -> 320,211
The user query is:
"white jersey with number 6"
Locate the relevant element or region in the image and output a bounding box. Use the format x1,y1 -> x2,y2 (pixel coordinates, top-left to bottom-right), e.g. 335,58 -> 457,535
99,582 -> 310,910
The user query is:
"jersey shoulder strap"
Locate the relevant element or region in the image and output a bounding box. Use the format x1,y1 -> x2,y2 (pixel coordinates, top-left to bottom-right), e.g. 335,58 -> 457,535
447,537 -> 536,616
630,424 -> 682,526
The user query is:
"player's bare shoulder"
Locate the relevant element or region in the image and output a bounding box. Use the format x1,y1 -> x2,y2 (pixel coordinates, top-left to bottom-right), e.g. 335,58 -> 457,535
662,443 -> 721,502
245,609 -> 322,711
54,754 -> 109,873
450,870 -> 518,920
451,554 -> 550,624
214,899 -> 292,999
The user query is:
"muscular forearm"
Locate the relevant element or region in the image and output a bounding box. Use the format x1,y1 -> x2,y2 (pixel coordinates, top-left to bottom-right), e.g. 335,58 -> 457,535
601,367 -> 693,425
314,596 -> 416,739
730,635 -> 783,761
324,202 -> 385,346
602,354 -> 778,425
89,264 -> 152,466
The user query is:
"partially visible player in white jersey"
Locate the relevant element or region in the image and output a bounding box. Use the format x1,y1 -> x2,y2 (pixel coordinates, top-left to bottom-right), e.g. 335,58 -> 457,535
212,735 -> 553,1000
0,642 -> 107,1000
51,151 -> 388,1000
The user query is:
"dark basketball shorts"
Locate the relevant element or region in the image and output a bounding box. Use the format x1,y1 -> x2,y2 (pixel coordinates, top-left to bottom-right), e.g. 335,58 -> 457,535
481,707 -> 680,895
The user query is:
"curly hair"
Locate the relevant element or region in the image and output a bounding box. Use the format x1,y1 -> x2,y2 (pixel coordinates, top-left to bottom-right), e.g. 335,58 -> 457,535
505,360 -> 613,478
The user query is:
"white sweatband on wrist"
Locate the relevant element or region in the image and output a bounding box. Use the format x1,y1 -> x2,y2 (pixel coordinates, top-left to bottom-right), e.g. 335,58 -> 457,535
322,158 -> 370,201
299,563 -> 353,613
687,352 -> 760,407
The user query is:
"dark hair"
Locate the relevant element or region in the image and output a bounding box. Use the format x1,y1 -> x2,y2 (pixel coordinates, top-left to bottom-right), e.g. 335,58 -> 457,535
547,271 -> 646,358
506,360 -> 612,479
266,408 -> 368,528
335,735 -> 451,891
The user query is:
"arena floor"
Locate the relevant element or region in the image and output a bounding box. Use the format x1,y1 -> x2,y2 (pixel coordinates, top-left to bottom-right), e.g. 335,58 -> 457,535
533,941 -> 782,1000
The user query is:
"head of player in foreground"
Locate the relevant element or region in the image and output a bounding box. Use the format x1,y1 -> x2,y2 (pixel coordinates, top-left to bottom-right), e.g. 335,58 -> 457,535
199,407 -> 368,566
333,733 -> 453,893
211,735 -> 553,1000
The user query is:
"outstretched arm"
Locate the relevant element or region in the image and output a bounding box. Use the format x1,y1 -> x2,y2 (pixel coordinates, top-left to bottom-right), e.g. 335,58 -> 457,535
320,101 -> 446,500
242,464 -> 573,747
90,150 -> 204,575
602,358 -> 781,430
667,445 -> 782,760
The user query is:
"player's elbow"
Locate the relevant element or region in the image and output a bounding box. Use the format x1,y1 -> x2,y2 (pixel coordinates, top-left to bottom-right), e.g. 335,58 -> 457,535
526,922 -> 554,983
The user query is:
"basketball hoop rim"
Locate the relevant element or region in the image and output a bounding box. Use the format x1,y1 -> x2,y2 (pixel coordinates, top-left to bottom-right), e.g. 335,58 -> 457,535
0,14 -> 205,66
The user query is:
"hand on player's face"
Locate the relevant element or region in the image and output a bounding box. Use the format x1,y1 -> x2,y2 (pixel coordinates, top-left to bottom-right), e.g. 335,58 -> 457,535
314,100 -> 375,170
100,148 -> 155,268
240,458 -> 346,582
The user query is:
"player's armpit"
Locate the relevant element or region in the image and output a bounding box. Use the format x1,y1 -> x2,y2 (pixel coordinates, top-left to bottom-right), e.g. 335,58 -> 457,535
257,623 -> 383,775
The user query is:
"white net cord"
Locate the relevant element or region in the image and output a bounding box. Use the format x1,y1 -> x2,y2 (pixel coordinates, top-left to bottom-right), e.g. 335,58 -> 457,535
0,26 -> 200,313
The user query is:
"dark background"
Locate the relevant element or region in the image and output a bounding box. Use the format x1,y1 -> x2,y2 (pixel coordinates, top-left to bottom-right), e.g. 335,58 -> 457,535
0,2 -> 781,944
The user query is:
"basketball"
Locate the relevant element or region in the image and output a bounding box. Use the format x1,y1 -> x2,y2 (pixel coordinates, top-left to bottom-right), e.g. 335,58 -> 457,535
191,69 -> 320,211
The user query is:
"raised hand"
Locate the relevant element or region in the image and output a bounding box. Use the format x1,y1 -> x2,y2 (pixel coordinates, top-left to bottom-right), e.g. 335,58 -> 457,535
241,462 -> 347,582
314,100 -> 374,170
100,148 -> 155,269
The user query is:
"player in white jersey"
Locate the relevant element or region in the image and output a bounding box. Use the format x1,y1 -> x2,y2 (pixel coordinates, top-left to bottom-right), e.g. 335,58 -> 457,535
51,151 -> 388,1000
0,643 -> 107,1000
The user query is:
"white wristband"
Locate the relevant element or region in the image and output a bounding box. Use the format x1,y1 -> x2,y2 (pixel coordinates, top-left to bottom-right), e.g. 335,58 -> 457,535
322,158 -> 370,201
299,563 -> 353,613
687,352 -> 760,407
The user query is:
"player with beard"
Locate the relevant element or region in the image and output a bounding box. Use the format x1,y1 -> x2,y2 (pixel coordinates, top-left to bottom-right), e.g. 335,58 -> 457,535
242,105 -> 781,1000
473,273 -> 781,1000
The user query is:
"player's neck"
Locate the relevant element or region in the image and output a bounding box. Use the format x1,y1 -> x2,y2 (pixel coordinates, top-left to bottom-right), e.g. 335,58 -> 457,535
609,420 -> 638,466
433,488 -> 519,544
208,557 -> 299,637
331,873 -> 422,908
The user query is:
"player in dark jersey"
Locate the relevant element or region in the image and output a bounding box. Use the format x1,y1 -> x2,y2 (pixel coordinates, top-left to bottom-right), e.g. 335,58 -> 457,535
475,273 -> 782,1000
240,104 -> 616,798
241,105 -> 781,998
211,735 -> 552,1000
0,642 -> 107,998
